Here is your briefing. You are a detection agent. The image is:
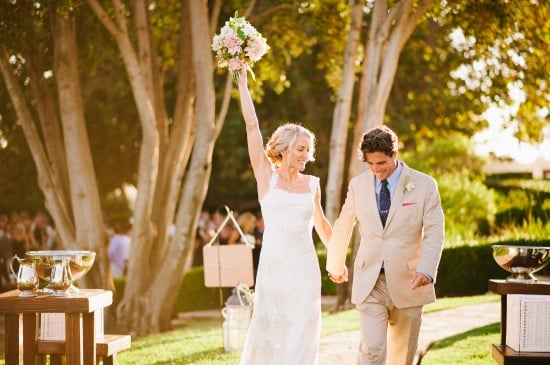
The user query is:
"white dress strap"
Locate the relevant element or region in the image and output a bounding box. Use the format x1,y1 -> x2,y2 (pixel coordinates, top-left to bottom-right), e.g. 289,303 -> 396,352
309,175 -> 319,193
269,171 -> 279,189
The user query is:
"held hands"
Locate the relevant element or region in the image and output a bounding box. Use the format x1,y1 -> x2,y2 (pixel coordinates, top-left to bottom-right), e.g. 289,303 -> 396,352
328,268 -> 431,287
328,266 -> 348,283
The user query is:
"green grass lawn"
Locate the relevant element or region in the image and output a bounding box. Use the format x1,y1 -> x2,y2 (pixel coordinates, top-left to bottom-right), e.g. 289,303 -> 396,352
117,294 -> 501,364
321,292 -> 500,337
0,294 -> 500,365
117,317 -> 242,364
419,323 -> 500,365
425,293 -> 499,312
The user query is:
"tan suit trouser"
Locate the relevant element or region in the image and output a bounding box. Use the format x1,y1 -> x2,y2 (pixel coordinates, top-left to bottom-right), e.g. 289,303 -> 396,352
356,274 -> 423,365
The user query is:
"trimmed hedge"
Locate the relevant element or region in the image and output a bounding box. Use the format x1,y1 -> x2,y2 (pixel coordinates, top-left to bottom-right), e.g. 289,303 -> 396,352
111,254 -> 338,314
436,243 -> 506,296
172,253 -> 338,310
111,239 -> 550,314
175,266 -> 222,312
436,239 -> 550,297
112,266 -> 222,313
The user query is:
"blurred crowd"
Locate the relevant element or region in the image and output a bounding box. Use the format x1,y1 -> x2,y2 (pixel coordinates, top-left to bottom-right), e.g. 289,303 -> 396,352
1,207 -> 264,291
104,207 -> 264,281
0,210 -> 58,291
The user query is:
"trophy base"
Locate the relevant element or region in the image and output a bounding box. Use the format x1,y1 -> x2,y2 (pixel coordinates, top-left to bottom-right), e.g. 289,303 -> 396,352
41,283 -> 79,294
52,290 -> 71,297
505,272 -> 538,283
18,290 -> 37,297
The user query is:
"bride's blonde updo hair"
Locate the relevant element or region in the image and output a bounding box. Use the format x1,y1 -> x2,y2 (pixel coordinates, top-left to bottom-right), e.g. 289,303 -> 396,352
265,123 -> 316,167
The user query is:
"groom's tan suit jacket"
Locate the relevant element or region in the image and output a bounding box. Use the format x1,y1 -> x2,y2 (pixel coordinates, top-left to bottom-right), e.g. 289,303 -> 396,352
327,163 -> 444,308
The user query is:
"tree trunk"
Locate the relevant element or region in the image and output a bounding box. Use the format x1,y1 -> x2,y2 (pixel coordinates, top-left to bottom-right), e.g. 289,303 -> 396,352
151,1 -> 196,265
87,0 -> 163,333
154,0 -> 219,333
86,0 -> 223,335
24,38 -> 72,218
349,0 -> 435,177
0,55 -> 76,247
52,14 -> 108,289
332,0 -> 436,307
325,0 -> 364,222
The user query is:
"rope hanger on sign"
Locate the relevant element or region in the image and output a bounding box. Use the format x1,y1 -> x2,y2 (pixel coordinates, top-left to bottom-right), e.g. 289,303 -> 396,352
205,205 -> 255,249
202,205 -> 255,289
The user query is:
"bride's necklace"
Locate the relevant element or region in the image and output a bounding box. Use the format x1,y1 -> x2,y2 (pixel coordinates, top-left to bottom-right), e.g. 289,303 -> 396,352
280,173 -> 298,191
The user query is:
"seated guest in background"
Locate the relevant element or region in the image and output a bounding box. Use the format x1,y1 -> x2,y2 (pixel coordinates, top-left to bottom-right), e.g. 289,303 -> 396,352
108,220 -> 132,279
228,211 -> 257,246
29,211 -> 57,250
10,221 -> 31,272
0,216 -> 14,291
192,210 -> 216,267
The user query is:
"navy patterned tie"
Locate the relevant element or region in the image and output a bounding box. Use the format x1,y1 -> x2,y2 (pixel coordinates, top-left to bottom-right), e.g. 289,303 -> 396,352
380,180 -> 391,227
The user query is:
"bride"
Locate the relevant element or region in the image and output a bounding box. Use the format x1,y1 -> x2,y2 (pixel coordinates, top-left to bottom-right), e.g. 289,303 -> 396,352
236,68 -> 333,365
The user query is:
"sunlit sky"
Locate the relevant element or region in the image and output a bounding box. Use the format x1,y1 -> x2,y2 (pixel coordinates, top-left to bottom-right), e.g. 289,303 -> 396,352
449,28 -> 550,165
472,101 -> 550,164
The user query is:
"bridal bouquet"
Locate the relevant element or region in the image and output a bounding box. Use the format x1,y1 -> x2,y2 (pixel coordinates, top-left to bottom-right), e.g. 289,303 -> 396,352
211,12 -> 270,81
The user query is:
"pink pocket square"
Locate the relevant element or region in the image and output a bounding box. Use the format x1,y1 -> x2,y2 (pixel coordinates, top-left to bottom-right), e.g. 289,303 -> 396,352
402,202 -> 416,207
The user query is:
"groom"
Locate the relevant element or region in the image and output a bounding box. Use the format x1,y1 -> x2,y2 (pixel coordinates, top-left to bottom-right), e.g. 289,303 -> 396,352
327,125 -> 444,365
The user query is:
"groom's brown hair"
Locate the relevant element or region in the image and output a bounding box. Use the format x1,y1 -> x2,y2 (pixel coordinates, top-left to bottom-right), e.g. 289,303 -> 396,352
359,125 -> 398,161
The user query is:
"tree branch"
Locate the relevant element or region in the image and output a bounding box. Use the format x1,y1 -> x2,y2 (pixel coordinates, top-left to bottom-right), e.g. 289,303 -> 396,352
86,0 -> 122,37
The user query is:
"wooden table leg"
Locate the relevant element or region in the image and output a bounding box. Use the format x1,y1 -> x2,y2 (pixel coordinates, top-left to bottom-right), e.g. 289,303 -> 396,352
82,311 -> 96,365
4,313 -> 20,365
22,313 -> 38,364
500,294 -> 507,346
65,313 -> 83,365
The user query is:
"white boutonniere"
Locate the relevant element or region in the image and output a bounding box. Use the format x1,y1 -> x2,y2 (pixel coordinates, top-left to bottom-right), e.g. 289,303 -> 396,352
403,176 -> 415,193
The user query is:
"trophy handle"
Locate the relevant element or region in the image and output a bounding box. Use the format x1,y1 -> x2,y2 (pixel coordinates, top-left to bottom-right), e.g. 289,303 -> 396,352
9,254 -> 22,277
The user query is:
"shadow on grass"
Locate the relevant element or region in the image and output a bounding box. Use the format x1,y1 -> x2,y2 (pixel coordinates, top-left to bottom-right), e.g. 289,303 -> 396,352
139,348 -> 229,365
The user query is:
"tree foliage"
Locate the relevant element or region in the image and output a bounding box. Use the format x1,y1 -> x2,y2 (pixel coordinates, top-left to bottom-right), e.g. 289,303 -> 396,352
388,19 -> 487,145
0,0 -> 352,335
441,0 -> 550,142
0,0 -> 548,330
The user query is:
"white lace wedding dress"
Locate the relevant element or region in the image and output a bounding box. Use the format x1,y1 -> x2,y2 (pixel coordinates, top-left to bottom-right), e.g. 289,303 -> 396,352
239,173 -> 322,365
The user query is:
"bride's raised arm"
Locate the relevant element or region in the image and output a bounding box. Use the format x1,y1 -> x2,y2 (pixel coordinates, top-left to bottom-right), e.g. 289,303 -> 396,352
237,68 -> 272,196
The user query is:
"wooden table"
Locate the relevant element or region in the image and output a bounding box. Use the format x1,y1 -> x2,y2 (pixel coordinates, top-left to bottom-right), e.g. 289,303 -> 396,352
488,279 -> 550,365
0,289 -> 112,365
